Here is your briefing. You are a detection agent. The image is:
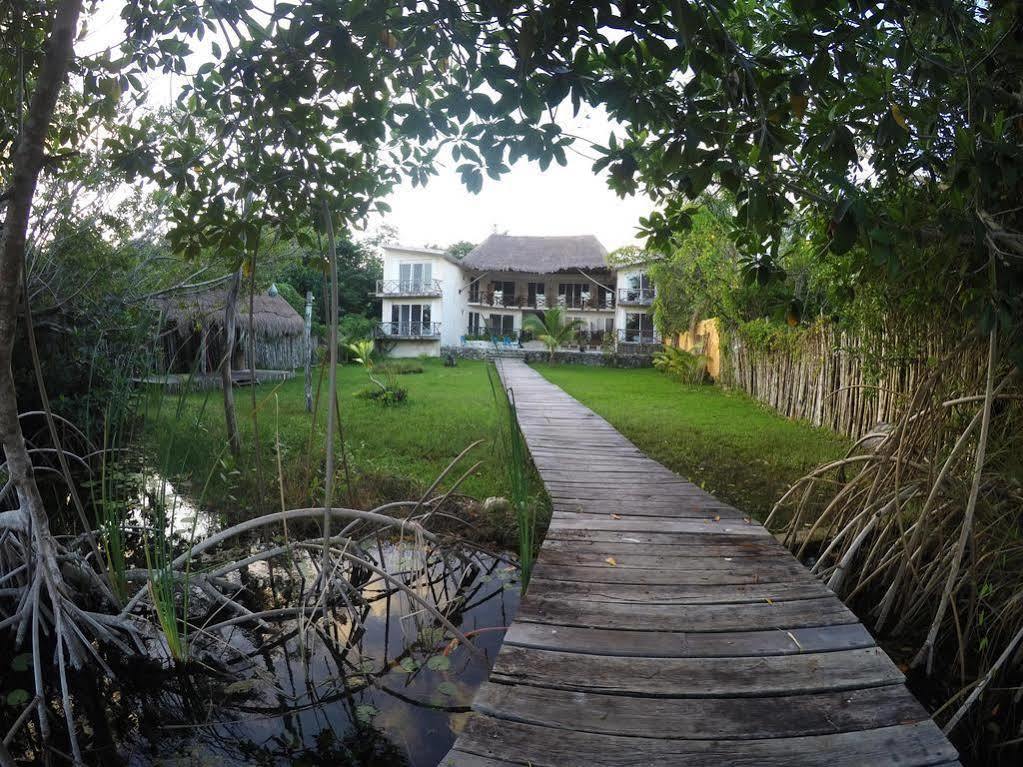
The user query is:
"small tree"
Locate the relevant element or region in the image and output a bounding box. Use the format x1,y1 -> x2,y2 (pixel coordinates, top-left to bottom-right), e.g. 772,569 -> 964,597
522,308 -> 583,364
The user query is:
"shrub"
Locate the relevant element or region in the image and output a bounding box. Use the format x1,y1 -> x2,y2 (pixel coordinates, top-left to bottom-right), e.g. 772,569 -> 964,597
375,361 -> 424,375
653,346 -> 709,385
339,314 -> 376,343
356,385 -> 408,405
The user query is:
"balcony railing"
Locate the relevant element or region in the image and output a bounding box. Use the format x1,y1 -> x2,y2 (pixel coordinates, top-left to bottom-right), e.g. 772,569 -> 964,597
374,322 -> 442,339
617,328 -> 662,350
467,292 -> 615,311
374,279 -> 443,297
617,287 -> 656,306
463,327 -> 529,342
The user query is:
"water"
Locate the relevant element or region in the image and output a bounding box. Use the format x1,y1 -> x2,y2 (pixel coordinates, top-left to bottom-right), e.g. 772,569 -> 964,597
104,542 -> 519,767
0,473 -> 520,765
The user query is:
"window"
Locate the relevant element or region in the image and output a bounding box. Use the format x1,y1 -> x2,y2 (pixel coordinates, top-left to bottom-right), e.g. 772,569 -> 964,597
528,282 -> 546,307
625,312 -> 654,342
490,280 -> 515,306
468,312 -> 482,335
558,283 -> 587,308
624,272 -> 653,302
398,262 -> 432,292
488,314 -> 514,336
390,303 -> 433,335
468,279 -> 480,303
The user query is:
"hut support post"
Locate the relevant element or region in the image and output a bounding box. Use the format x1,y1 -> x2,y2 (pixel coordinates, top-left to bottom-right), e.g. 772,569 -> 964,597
198,325 -> 208,375
221,269 -> 242,459
304,290 -> 313,413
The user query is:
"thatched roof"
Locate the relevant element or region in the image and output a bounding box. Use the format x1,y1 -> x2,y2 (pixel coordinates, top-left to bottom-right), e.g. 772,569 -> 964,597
461,234 -> 609,273
152,285 -> 304,338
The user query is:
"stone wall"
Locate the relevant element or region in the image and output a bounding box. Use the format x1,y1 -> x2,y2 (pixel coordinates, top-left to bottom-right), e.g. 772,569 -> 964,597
440,346 -> 654,368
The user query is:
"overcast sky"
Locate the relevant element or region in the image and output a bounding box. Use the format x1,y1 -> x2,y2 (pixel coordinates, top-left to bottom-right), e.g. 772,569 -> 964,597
368,107 -> 655,253
82,4 -> 655,254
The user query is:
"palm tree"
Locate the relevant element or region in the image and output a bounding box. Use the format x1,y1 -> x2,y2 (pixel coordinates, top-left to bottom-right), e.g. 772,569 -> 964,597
346,338 -> 386,392
522,307 -> 583,363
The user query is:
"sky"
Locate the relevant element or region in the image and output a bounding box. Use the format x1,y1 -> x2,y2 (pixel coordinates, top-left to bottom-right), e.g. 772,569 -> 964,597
81,3 -> 655,255
369,108 -> 655,253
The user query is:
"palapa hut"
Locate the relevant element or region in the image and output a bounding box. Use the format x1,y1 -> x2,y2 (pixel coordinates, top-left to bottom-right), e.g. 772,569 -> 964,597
152,282 -> 307,374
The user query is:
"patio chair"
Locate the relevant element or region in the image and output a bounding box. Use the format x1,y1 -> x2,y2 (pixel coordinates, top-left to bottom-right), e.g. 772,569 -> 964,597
503,336 -> 513,348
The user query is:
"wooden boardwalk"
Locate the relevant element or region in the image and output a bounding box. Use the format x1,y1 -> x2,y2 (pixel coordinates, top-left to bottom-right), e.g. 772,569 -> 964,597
443,359 -> 959,766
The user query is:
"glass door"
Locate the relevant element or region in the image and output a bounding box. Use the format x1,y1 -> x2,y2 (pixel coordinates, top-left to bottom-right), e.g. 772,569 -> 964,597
528,282 -> 545,308
398,263 -> 432,292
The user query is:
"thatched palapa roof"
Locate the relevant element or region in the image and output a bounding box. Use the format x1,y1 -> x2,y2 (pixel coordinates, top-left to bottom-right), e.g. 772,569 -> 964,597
461,234 -> 609,273
152,284 -> 304,338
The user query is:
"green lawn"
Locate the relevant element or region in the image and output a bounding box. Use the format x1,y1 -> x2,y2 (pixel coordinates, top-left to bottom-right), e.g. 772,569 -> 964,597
148,359 -> 848,542
146,358 -> 545,545
532,364 -> 850,520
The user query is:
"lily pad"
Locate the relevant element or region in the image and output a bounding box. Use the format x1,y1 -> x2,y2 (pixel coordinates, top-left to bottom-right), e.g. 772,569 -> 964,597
354,704 -> 379,724
426,655 -> 451,671
419,627 -> 445,645
11,653 -> 32,672
396,657 -> 420,674
6,689 -> 30,707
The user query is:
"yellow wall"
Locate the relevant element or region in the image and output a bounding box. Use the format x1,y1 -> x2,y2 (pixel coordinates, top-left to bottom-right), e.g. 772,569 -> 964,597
671,318 -> 722,380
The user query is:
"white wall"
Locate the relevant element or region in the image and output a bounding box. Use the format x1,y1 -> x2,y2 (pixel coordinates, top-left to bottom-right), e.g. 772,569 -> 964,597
379,245 -> 452,357
435,256 -> 467,346
614,266 -> 654,335
386,341 -> 440,358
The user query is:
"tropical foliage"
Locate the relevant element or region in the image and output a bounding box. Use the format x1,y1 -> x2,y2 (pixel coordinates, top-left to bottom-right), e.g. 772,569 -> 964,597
652,346 -> 709,386
522,307 -> 584,363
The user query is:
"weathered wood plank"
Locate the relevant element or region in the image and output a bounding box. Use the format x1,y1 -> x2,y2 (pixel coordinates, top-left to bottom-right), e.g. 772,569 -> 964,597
547,515 -> 772,535
549,501 -> 745,519
541,536 -> 779,556
525,577 -> 833,604
473,683 -> 931,739
537,549 -> 804,572
516,595 -> 858,632
451,717 -> 958,766
490,646 -> 904,697
544,529 -> 773,547
503,622 -> 876,657
529,561 -> 799,586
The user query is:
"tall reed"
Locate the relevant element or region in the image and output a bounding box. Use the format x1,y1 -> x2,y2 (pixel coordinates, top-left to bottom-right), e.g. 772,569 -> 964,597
94,412 -> 127,602
488,365 -> 535,592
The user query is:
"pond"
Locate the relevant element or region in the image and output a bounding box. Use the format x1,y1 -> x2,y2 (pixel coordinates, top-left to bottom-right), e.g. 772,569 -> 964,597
8,475 -> 520,767
115,542 -> 519,767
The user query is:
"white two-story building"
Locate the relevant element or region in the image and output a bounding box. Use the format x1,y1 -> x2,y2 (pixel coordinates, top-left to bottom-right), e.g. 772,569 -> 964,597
373,234 -> 659,358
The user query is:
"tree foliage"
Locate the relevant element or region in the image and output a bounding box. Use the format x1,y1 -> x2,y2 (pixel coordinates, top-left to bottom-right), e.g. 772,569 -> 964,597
523,307 -> 583,363
501,0 -> 1022,352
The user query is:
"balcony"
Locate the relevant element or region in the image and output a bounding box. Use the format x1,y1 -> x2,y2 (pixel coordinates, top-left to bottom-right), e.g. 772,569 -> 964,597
617,328 -> 662,352
467,292 -> 615,311
374,322 -> 442,340
374,279 -> 443,298
617,287 -> 655,306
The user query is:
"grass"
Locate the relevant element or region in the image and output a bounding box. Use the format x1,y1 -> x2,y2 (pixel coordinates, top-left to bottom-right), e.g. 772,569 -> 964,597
145,358 -> 548,547
532,363 -> 850,520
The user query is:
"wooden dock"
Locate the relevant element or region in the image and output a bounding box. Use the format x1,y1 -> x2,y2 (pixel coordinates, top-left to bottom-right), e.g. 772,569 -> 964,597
443,359 -> 959,766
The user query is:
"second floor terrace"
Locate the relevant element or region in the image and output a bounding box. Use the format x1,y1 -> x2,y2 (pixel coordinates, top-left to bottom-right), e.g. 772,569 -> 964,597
617,286 -> 656,306
374,321 -> 442,339
467,274 -> 617,312
374,278 -> 443,298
